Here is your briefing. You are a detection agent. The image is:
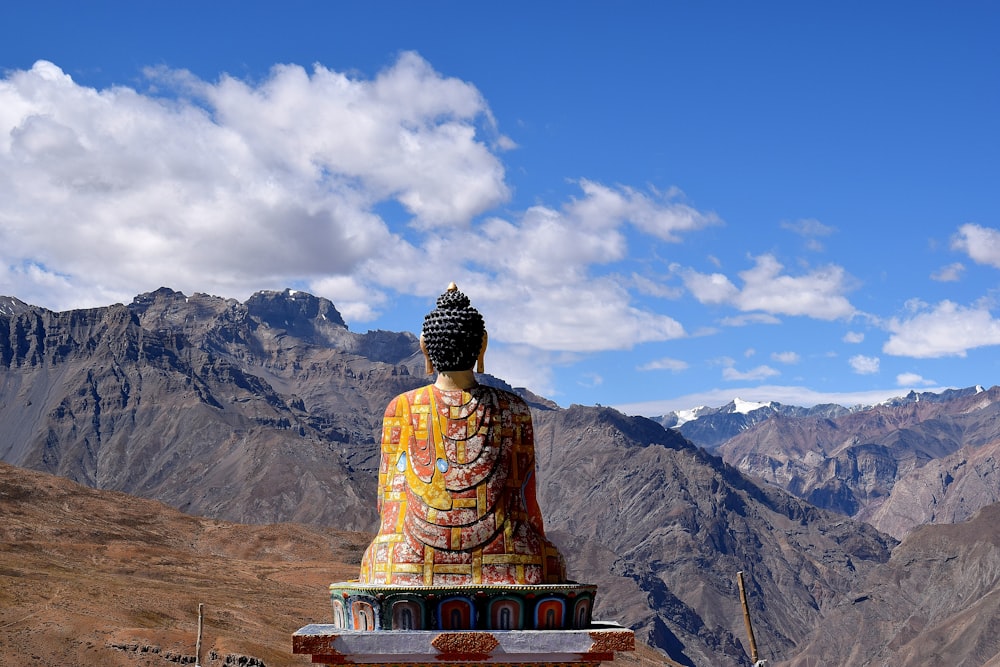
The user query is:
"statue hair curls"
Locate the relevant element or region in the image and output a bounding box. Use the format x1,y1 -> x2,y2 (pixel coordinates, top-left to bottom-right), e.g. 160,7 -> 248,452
421,285 -> 485,373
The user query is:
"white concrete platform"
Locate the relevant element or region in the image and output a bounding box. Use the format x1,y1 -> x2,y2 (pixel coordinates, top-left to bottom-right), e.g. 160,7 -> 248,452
292,621 -> 635,665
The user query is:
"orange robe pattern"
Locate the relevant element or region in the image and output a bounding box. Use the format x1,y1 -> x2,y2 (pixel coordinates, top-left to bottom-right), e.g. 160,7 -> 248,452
359,384 -> 567,586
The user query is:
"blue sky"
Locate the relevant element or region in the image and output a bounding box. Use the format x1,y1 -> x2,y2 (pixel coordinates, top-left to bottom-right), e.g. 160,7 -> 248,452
2,2 -> 999,414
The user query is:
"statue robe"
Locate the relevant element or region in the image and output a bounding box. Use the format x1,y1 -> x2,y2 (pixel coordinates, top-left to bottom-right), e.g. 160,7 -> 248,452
359,384 -> 567,586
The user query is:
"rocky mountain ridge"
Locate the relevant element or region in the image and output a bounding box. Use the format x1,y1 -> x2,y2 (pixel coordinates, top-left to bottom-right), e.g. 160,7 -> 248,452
0,288 -> 994,664
687,385 -> 1000,539
654,385 -> 986,450
0,287 -> 427,529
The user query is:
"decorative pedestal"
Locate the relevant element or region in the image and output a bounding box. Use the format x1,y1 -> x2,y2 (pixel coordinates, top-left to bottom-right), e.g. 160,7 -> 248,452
292,622 -> 635,665
328,583 -> 598,632
298,582 -> 633,665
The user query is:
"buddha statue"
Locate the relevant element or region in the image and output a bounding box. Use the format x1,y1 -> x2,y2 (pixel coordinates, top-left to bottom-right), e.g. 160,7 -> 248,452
358,283 -> 567,587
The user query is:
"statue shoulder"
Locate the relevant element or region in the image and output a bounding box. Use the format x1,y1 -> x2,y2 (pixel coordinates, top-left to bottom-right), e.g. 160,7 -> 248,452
481,385 -> 531,415
383,385 -> 432,416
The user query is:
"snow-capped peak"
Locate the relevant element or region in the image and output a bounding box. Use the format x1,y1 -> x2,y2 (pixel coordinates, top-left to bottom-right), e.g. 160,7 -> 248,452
732,397 -> 772,415
672,405 -> 710,427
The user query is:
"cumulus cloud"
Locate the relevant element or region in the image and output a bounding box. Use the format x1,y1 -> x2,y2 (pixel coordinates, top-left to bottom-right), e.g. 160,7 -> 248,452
781,218 -> 835,251
896,372 -> 935,387
952,223 -> 1000,268
678,254 -> 856,320
843,331 -> 865,343
771,351 -> 800,364
565,180 -> 721,242
0,56 -> 716,357
931,262 -> 965,282
722,364 -> 780,382
680,269 -> 739,304
849,355 -> 880,374
638,357 -> 689,372
884,300 -> 1000,357
0,56 -> 507,309
720,313 -> 781,326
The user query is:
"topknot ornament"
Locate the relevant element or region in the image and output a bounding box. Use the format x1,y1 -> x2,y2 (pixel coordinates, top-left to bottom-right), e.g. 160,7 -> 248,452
436,282 -> 470,310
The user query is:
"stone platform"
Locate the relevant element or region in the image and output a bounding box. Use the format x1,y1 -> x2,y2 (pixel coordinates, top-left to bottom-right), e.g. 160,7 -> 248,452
292,622 -> 635,665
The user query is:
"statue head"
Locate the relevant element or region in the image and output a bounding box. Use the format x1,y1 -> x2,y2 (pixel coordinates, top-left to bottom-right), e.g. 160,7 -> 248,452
421,283 -> 486,374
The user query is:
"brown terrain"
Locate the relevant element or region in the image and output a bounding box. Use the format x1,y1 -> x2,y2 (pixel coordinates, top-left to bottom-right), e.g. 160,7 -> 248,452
780,502 -> 1000,667
0,462 -> 667,666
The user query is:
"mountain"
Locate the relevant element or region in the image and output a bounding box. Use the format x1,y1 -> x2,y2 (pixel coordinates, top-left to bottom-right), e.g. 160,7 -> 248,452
657,386 -> 988,452
654,398 -> 853,450
530,405 -> 894,665
0,287 -> 426,529
708,386 -> 1000,538
0,288 -> 949,664
0,295 -> 31,317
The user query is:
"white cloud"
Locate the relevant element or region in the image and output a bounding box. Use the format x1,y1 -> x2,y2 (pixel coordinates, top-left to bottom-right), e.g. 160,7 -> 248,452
781,218 -> 835,237
952,223 -> 1000,268
722,364 -> 780,382
736,255 -> 856,319
720,313 -> 781,326
781,217 -> 835,251
638,357 -> 689,372
843,331 -> 865,343
482,344 -> 562,397
884,300 -> 1000,358
563,180 -> 721,241
678,254 -> 856,320
681,270 -> 739,304
482,279 -> 686,352
771,351 -> 800,364
631,273 -> 683,299
849,354 -> 880,375
896,372 -> 935,387
931,262 -> 965,282
0,56 -> 507,309
307,274 -> 386,323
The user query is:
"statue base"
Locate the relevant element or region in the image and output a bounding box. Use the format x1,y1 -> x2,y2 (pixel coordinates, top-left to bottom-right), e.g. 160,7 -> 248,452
291,622 -> 635,665
328,582 -> 599,631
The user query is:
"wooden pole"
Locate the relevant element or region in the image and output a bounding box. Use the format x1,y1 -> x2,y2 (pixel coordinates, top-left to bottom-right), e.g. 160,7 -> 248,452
737,571 -> 760,664
196,603 -> 204,667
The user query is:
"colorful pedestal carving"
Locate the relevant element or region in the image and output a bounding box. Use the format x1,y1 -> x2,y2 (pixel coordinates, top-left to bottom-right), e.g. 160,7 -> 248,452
328,583 -> 597,632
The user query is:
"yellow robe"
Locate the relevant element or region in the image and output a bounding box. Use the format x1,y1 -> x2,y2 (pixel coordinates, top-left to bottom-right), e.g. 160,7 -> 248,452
359,384 -> 567,586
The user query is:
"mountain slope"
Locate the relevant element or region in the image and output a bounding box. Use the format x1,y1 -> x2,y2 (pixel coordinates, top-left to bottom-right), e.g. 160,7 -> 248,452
779,502 -> 1000,667
0,461 -> 673,667
0,460 -> 368,666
